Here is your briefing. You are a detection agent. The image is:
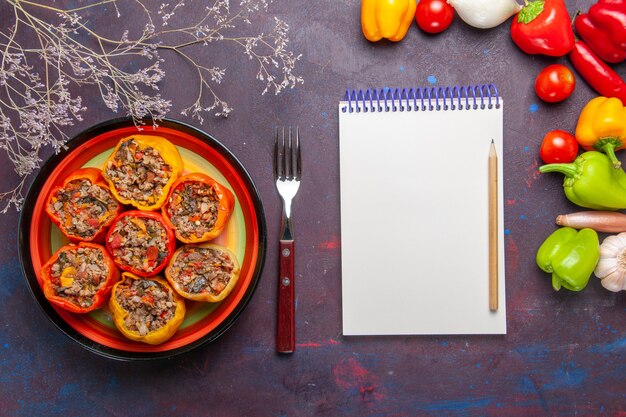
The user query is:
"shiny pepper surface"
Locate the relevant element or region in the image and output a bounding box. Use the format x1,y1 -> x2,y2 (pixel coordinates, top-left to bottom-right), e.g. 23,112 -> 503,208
510,0 -> 575,57
539,151 -> 626,210
575,96 -> 626,169
536,227 -> 599,291
361,0 -> 416,42
575,0 -> 626,63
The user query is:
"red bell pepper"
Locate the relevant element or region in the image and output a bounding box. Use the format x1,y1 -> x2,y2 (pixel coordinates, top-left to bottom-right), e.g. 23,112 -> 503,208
511,0 -> 575,57
45,168 -> 123,243
574,0 -> 626,63
569,40 -> 626,105
41,242 -> 120,314
105,211 -> 177,277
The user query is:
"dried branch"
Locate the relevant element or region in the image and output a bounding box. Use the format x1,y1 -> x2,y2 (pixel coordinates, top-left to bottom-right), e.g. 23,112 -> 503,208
0,0 -> 303,212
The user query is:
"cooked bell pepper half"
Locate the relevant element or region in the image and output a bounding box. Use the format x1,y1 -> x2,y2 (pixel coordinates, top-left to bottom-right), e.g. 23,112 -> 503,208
536,227 -> 599,291
45,168 -> 123,243
161,173 -> 235,243
539,151 -> 626,210
109,272 -> 186,345
510,0 -> 575,57
361,0 -> 416,42
575,96 -> 626,169
165,243 -> 241,302
106,210 -> 176,277
41,242 -> 120,313
102,135 -> 184,211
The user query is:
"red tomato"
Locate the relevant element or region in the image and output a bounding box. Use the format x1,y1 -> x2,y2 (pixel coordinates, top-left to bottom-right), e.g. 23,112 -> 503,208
415,0 -> 454,34
540,130 -> 579,164
534,64 -> 576,103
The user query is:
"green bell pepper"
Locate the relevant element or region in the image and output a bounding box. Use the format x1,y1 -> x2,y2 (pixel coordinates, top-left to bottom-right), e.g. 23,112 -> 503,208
536,227 -> 600,291
539,151 -> 626,210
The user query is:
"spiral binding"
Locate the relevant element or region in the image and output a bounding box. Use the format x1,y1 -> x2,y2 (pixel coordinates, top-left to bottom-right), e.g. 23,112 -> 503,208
341,84 -> 500,113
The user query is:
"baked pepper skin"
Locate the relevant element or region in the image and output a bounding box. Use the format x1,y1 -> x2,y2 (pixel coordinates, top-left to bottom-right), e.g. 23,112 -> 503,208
575,97 -> 626,169
165,243 -> 241,302
361,0 -> 416,42
102,135 -> 184,211
161,173 -> 235,243
575,2 -> 626,64
539,151 -> 626,210
41,242 -> 120,313
510,0 -> 575,57
45,168 -> 123,243
105,210 -> 177,277
109,272 -> 186,345
536,227 -> 599,291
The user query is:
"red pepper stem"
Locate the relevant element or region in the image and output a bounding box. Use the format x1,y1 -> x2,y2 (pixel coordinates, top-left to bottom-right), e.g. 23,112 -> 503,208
595,139 -> 623,169
538,162 -> 578,177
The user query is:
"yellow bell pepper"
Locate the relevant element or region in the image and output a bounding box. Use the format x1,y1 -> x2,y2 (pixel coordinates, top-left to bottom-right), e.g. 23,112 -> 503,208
109,272 -> 186,345
575,96 -> 626,169
361,0 -> 417,42
102,135 -> 184,210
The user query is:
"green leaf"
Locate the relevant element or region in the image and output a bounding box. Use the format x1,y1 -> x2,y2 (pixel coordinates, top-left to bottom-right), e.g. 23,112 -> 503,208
517,1 -> 546,24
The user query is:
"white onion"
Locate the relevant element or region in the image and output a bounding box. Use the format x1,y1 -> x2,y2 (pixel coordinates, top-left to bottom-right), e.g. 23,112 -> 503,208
447,0 -> 522,29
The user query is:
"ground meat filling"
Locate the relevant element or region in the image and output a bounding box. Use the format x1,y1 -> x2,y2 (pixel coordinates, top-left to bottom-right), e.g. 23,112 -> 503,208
170,247 -> 235,295
107,216 -> 170,273
166,181 -> 219,240
48,179 -> 119,238
49,247 -> 110,308
103,138 -> 173,206
115,278 -> 177,336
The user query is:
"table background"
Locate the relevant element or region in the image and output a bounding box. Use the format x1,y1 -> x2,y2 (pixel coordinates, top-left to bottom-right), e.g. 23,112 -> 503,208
1,1 -> 625,416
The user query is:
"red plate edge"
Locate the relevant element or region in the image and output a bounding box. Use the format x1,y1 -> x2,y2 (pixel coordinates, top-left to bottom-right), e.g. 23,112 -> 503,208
23,119 -> 265,357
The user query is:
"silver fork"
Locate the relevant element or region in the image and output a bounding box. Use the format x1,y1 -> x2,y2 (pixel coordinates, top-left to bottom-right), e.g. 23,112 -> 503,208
274,126 -> 301,353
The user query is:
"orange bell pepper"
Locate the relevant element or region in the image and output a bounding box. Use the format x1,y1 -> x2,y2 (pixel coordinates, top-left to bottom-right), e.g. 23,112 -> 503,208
575,96 -> 626,168
45,168 -> 123,243
109,272 -> 186,345
102,135 -> 184,211
41,242 -> 120,314
161,173 -> 235,243
361,0 -> 417,42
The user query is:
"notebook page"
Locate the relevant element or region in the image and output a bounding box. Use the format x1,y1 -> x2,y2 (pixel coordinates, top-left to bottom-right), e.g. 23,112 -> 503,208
339,97 -> 506,335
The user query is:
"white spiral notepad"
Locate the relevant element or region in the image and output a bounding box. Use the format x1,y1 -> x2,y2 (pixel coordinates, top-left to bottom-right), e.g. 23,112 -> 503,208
339,85 -> 506,335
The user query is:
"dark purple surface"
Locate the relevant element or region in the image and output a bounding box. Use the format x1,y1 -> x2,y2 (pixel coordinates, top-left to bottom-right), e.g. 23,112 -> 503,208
1,1 -> 625,416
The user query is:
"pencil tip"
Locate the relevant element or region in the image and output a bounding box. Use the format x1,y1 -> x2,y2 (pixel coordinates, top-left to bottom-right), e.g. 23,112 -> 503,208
491,139 -> 494,144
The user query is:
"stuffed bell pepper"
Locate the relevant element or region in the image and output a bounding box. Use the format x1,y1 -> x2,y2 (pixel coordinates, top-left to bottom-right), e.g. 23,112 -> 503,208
45,168 -> 123,243
102,135 -> 184,211
165,243 -> 241,302
109,272 -> 185,345
41,242 -> 120,313
162,173 -> 235,243
106,211 -> 176,277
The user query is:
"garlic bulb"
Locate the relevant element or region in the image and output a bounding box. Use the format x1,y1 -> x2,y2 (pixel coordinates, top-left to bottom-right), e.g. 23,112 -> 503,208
447,0 -> 522,29
594,233 -> 626,292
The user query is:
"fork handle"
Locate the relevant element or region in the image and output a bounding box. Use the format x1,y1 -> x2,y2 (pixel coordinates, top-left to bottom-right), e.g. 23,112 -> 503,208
277,239 -> 295,353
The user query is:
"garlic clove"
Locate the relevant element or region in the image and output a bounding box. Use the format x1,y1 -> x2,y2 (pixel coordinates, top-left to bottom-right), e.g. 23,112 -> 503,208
600,270 -> 626,292
599,235 -> 624,257
594,257 -> 619,277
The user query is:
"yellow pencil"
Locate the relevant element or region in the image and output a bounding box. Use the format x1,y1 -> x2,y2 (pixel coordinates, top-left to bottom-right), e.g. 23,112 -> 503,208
489,140 -> 498,312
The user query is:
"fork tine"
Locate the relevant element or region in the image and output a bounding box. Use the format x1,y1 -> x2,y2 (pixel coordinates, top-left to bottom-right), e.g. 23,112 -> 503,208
281,127 -> 286,180
288,126 -> 294,180
295,127 -> 301,180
